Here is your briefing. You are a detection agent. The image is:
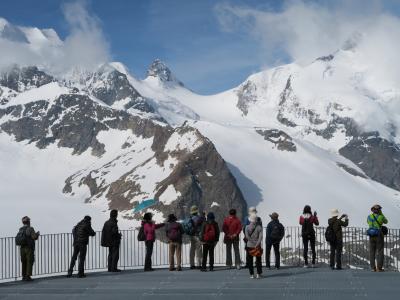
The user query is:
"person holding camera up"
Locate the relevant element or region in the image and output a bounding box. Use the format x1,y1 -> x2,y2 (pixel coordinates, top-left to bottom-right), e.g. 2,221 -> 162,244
328,209 -> 348,270
367,204 -> 388,272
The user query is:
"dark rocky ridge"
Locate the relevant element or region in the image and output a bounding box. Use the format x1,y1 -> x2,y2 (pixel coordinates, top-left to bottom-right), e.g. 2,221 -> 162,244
339,132 -> 400,191
0,66 -> 54,92
256,129 -> 297,152
88,66 -> 155,113
64,125 -> 247,224
0,94 -> 166,156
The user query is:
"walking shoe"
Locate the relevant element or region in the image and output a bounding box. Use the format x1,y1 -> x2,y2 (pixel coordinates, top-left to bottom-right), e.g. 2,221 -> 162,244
377,269 -> 385,272
78,274 -> 86,278
169,267 -> 176,271
371,267 -> 377,272
311,264 -> 316,268
177,267 -> 182,271
200,268 -> 207,272
236,265 -> 241,270
250,275 -> 255,279
336,267 -> 343,270
111,269 -> 122,272
256,274 -> 262,279
66,272 -> 72,278
144,268 -> 155,272
25,276 -> 33,281
303,264 -> 309,268
209,267 -> 214,272
190,266 -> 196,270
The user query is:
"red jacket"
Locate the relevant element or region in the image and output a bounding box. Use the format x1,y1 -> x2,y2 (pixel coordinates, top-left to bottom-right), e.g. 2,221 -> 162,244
142,221 -> 164,241
222,215 -> 242,241
299,214 -> 319,226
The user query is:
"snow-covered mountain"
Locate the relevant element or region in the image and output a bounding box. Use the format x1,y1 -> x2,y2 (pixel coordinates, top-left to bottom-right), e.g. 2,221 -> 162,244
1,19 -> 400,235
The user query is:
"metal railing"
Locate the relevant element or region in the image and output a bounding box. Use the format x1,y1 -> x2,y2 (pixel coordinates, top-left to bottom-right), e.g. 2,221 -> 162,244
1,227 -> 399,282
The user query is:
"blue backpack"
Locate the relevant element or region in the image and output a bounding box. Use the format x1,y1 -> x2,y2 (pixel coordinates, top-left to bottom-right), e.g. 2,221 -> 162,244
182,217 -> 195,236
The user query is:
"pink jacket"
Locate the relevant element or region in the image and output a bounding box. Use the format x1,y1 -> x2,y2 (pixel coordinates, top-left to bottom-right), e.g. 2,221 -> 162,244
142,221 -> 165,241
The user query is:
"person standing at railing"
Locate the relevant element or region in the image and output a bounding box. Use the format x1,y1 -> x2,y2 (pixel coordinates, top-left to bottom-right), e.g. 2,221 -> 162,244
199,212 -> 220,272
185,205 -> 205,270
367,204 -> 388,272
165,214 -> 184,271
328,209 -> 348,270
101,209 -> 122,272
243,207 -> 262,269
67,215 -> 96,278
16,216 -> 40,281
299,205 -> 319,268
222,209 -> 242,270
245,213 -> 263,279
142,212 -> 165,271
265,212 -> 285,270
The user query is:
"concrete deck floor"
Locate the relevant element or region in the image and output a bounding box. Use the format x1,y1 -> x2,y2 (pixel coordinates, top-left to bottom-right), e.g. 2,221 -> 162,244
1,266 -> 399,300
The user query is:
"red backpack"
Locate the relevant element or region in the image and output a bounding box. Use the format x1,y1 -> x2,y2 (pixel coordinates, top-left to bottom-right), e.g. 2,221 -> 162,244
203,223 -> 216,242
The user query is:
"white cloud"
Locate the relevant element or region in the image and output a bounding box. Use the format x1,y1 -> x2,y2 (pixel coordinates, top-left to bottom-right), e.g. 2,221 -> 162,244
215,0 -> 400,86
0,0 -> 110,74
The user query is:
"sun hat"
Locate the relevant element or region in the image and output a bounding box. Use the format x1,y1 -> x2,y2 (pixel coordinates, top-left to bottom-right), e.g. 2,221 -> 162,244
331,209 -> 339,217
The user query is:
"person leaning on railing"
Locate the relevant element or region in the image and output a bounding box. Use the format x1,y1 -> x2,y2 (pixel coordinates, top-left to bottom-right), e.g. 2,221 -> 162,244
17,216 -> 40,281
67,215 -> 96,278
367,204 -> 388,272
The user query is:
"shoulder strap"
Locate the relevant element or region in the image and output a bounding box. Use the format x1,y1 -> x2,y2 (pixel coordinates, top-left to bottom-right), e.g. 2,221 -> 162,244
372,214 -> 381,228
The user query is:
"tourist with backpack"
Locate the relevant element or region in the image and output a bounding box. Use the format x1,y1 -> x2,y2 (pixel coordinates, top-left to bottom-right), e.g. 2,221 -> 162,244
367,204 -> 388,272
328,209 -> 349,270
185,205 -> 205,269
101,209 -> 122,272
141,212 -> 165,271
67,216 -> 96,278
199,212 -> 220,271
299,205 -> 319,267
165,214 -> 184,271
265,212 -> 284,269
16,216 -> 40,281
245,213 -> 263,279
222,209 -> 242,269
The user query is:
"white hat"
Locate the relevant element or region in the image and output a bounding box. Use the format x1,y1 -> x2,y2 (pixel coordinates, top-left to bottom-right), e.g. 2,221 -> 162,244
249,213 -> 257,223
331,209 -> 339,217
248,207 -> 257,214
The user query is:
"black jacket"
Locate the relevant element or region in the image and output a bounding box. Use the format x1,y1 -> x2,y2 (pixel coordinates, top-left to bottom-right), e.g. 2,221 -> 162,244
73,219 -> 96,246
101,218 -> 121,247
266,219 -> 284,245
328,216 -> 349,242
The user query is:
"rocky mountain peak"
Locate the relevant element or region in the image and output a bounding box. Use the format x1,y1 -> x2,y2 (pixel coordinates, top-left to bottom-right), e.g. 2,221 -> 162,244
146,59 -> 184,86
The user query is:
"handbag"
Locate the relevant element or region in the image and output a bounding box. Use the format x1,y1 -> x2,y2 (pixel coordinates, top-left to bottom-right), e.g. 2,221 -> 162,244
248,246 -> 263,257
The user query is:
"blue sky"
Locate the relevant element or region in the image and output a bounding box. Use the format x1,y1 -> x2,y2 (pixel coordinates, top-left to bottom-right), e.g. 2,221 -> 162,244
1,0 -> 400,94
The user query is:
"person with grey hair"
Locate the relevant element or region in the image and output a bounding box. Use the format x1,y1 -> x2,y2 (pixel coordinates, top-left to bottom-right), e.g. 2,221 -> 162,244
245,213 -> 263,279
16,216 -> 40,281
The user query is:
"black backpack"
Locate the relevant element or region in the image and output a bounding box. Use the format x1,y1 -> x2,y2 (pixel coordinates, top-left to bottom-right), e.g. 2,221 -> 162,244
15,227 -> 28,247
301,218 -> 314,238
325,225 -> 336,243
270,222 -> 285,243
137,225 -> 146,241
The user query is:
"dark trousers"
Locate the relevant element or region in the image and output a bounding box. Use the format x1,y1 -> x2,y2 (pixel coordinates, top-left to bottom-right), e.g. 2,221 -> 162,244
225,240 -> 240,267
108,244 -> 120,271
246,251 -> 262,275
302,236 -> 316,265
330,240 -> 343,268
265,242 -> 280,268
369,235 -> 384,270
202,243 -> 215,269
144,240 -> 154,270
68,244 -> 87,275
20,246 -> 34,278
